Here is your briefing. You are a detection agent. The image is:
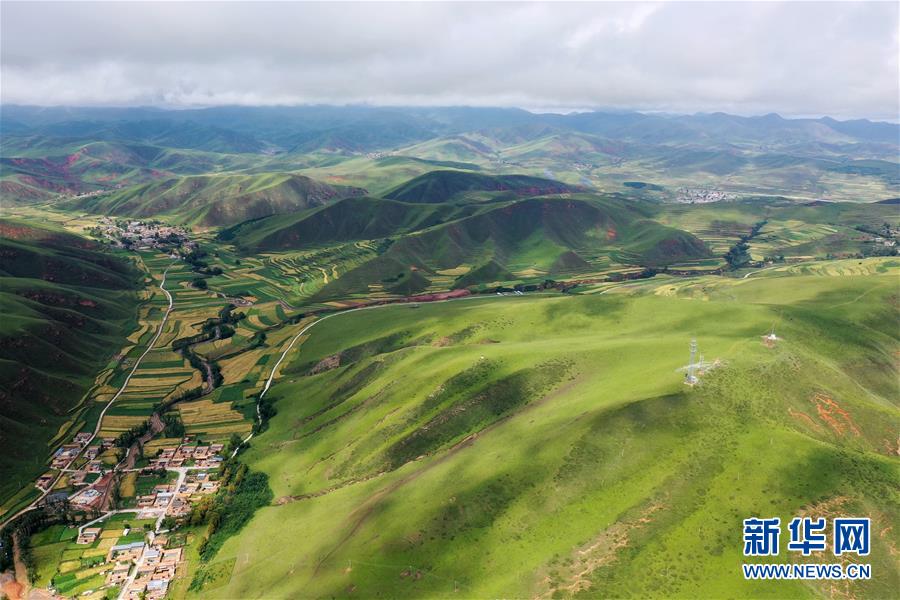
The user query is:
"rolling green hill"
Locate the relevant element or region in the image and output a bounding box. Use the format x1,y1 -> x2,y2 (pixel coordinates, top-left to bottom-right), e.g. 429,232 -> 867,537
383,170 -> 586,204
0,140 -> 263,202
219,196 -> 481,252
309,195 -> 709,299
0,219 -> 141,503
63,173 -> 367,226
197,261 -> 899,599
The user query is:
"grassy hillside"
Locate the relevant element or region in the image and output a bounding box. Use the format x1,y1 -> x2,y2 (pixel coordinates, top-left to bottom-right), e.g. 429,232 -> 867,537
0,140 -> 263,202
311,195 -> 709,299
219,197 -> 481,252
0,219 -> 141,503
383,170 -> 586,203
195,259 -> 899,599
63,173 -> 367,226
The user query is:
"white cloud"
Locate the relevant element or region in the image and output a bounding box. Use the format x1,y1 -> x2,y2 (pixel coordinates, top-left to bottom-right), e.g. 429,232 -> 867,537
1,1 -> 898,119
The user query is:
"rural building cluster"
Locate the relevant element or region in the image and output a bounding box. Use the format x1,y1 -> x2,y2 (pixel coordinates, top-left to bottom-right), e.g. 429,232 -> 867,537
27,434 -> 229,599
91,217 -> 192,251
675,187 -> 736,203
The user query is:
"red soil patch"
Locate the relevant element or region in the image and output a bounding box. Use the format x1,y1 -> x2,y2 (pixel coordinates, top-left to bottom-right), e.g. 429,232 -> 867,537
534,502 -> 663,599
788,407 -> 825,433
811,393 -> 860,437
0,221 -> 46,241
309,353 -> 341,375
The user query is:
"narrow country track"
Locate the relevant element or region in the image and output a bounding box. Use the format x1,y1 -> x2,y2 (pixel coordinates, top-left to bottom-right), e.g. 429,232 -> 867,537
0,262 -> 177,530
231,292 -> 521,458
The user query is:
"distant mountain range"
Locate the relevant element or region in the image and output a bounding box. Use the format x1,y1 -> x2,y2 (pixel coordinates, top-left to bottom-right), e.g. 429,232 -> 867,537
3,105 -> 898,152
1,104 -> 897,207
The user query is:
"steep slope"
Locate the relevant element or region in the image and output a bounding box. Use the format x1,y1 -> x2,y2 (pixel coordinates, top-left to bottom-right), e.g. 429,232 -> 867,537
0,219 -> 141,502
64,173 -> 367,226
383,170 -> 586,203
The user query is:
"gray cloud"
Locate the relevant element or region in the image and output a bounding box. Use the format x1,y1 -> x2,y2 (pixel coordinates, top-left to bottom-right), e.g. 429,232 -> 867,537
2,1 -> 898,119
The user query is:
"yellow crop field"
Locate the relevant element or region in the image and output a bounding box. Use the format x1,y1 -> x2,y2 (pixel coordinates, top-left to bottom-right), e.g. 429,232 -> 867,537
143,437 -> 182,454
436,266 -> 472,276
186,422 -> 252,436
120,472 -> 137,497
126,321 -> 151,344
126,374 -> 191,389
82,547 -> 107,559
167,370 -> 204,399
133,367 -> 188,376
178,399 -> 246,426
220,350 -> 266,385
100,415 -> 146,430
58,560 -> 81,573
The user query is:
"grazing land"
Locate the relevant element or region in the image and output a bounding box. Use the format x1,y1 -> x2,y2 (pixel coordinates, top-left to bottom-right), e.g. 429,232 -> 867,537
192,261 -> 899,599
0,105 -> 897,600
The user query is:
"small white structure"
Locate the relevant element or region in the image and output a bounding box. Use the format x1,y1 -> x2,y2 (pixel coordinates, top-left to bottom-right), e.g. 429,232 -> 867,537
762,326 -> 782,348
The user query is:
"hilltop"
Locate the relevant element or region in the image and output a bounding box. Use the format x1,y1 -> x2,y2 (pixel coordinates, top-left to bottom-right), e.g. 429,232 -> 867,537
198,261 -> 900,599
219,196 -> 478,252
383,170 -> 586,203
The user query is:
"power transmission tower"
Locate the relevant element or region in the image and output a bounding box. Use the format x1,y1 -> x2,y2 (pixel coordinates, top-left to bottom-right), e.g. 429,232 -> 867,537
685,338 -> 699,385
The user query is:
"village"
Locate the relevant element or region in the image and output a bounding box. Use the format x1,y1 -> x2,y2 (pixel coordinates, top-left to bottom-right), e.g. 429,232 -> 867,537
88,217 -> 194,252
29,438 -> 227,599
675,187 -> 736,203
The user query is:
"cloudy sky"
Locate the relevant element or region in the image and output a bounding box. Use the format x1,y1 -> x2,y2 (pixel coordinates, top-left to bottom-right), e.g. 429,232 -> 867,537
2,1 -> 898,119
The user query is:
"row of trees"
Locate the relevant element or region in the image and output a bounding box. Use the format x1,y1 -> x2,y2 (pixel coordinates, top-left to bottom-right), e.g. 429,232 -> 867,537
184,461 -> 272,564
724,220 -> 768,269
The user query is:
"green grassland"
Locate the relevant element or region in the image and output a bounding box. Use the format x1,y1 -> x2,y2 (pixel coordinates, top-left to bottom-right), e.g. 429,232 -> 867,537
3,106 -> 898,207
0,139 -> 266,203
185,259 -> 898,599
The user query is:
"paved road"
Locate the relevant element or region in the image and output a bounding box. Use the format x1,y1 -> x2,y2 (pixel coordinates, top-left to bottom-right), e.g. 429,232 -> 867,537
77,509 -> 140,536
1,262 -> 177,530
154,467 -> 190,532
75,466 -> 210,538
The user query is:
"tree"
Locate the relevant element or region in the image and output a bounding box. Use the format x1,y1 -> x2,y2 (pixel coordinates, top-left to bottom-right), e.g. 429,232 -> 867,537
192,277 -> 208,290
110,477 -> 122,510
228,433 -> 244,455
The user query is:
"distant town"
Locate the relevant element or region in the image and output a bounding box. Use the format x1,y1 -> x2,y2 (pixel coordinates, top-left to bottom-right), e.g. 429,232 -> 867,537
675,187 -> 737,203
